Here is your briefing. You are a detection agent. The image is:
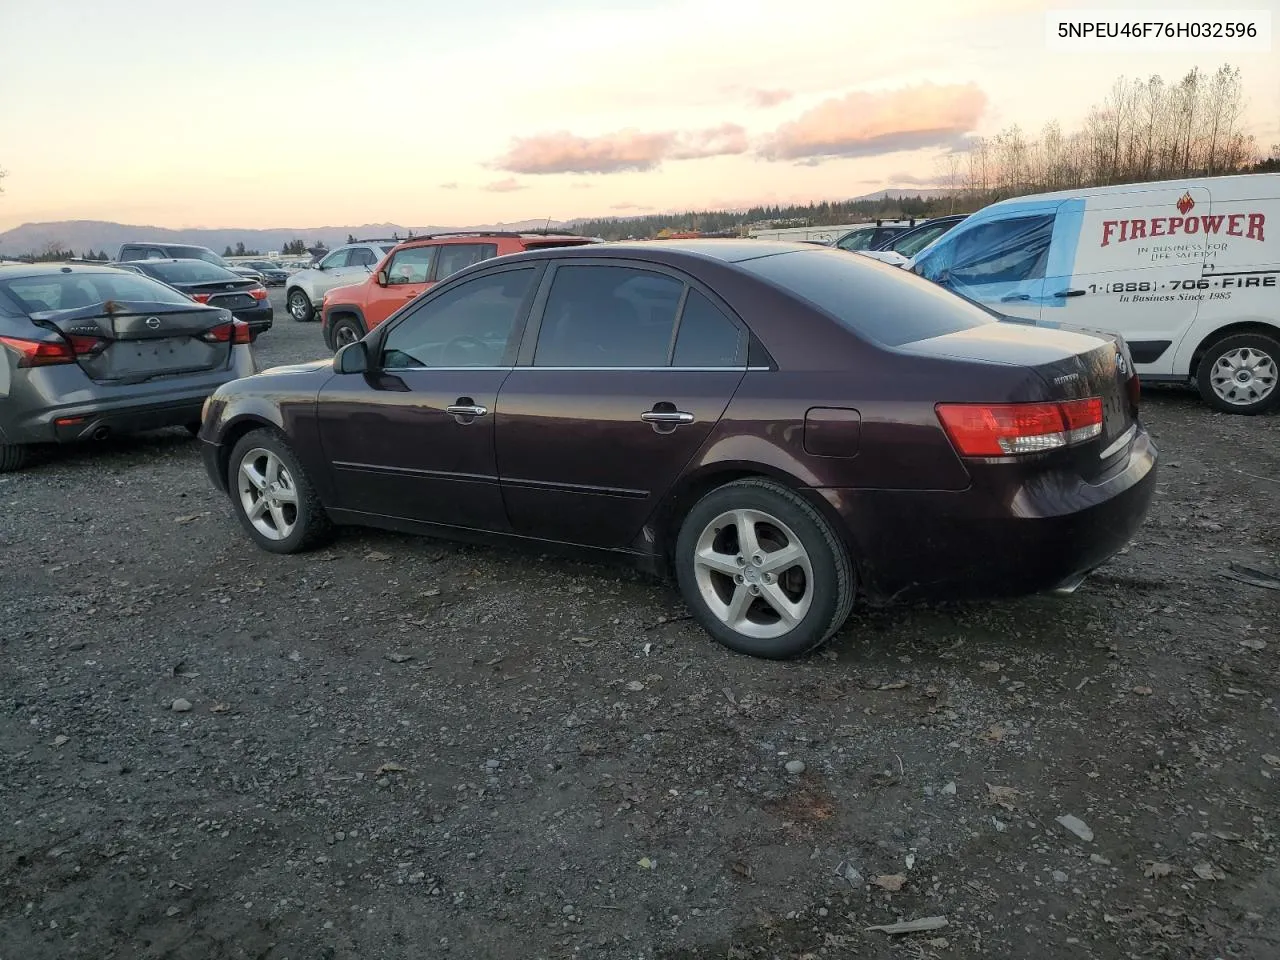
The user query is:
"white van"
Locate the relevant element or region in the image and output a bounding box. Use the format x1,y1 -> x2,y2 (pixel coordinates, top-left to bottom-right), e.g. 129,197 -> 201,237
903,174 -> 1280,414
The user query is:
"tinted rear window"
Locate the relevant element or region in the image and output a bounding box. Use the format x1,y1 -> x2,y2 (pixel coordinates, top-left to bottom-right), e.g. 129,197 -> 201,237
147,261 -> 240,284
0,271 -> 195,312
738,249 -> 993,347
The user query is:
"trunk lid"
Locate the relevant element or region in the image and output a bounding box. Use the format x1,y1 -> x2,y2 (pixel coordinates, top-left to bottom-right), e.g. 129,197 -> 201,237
904,322 -> 1138,452
182,278 -> 260,311
32,299 -> 234,383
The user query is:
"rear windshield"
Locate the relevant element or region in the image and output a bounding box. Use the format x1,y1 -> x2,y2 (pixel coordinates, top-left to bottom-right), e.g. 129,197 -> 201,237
168,246 -> 225,265
146,261 -> 241,284
738,248 -> 994,347
0,271 -> 195,312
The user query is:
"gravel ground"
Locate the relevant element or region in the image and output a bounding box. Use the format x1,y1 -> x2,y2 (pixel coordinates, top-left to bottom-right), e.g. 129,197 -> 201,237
1,289 -> 1277,960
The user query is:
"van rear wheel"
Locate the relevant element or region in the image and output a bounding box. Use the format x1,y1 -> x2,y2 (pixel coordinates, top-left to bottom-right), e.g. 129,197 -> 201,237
1196,332 -> 1280,414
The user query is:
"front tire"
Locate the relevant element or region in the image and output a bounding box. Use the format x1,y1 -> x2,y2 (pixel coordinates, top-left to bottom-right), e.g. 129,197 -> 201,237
674,479 -> 855,659
328,315 -> 365,352
227,429 -> 332,554
286,288 -> 315,323
0,443 -> 28,473
1196,332 -> 1280,414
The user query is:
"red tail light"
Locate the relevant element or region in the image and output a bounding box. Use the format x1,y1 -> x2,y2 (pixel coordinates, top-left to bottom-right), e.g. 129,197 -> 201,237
249,286 -> 269,301
199,320 -> 253,345
936,397 -> 1104,457
66,334 -> 108,357
191,293 -> 212,304
0,335 -> 76,367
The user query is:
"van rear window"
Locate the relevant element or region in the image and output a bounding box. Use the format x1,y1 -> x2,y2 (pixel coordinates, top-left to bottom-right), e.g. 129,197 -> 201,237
738,248 -> 994,347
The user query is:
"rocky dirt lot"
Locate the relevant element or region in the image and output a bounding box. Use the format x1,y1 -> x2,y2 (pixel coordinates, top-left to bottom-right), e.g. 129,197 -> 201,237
1,291 -> 1277,960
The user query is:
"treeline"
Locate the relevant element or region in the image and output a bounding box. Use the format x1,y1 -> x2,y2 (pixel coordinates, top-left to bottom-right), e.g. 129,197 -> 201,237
940,65 -> 1274,205
15,246 -> 111,262
576,64 -> 1276,240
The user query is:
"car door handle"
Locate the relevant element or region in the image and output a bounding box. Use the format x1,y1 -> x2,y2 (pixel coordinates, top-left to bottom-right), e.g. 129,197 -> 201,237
1053,289 -> 1086,298
1000,293 -> 1031,302
640,410 -> 694,424
446,403 -> 488,417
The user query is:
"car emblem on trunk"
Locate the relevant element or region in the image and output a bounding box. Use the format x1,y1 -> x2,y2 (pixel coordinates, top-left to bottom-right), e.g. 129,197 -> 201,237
227,284 -> 235,290
145,316 -> 161,329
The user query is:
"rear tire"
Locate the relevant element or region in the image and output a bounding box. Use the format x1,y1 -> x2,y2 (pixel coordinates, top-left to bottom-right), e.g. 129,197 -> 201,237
674,479 -> 855,659
1196,332 -> 1280,414
0,443 -> 28,473
227,428 -> 332,554
286,288 -> 314,323
328,315 -> 365,352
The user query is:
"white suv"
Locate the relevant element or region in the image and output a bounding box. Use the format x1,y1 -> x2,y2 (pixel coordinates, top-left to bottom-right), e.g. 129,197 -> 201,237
284,240 -> 400,322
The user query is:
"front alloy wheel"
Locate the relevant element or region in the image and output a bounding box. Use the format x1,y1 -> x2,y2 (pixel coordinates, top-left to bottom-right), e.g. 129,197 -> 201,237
237,447 -> 299,541
287,289 -> 314,322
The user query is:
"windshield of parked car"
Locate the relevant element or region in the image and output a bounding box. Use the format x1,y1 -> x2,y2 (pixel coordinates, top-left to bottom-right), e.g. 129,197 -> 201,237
0,271 -> 198,312
893,223 -> 956,257
144,261 -> 242,284
835,228 -> 876,251
738,248 -> 994,347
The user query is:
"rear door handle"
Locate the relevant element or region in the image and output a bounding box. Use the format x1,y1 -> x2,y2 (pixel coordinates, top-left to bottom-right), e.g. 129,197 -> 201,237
446,403 -> 488,417
640,411 -> 694,424
1054,289 -> 1086,298
1000,293 -> 1031,302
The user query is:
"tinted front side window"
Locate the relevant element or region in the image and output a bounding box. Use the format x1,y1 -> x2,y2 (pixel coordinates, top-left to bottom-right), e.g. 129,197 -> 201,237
319,250 -> 350,269
948,215 -> 1055,285
739,249 -> 993,347
381,268 -> 534,369
893,223 -> 951,257
349,248 -> 377,267
434,244 -> 496,281
534,266 -> 682,368
673,290 -> 743,367
386,246 -> 434,284
836,229 -> 875,251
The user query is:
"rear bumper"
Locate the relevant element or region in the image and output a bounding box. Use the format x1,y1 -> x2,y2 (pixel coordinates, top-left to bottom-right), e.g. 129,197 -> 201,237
0,348 -> 256,445
232,302 -> 273,334
815,427 -> 1159,602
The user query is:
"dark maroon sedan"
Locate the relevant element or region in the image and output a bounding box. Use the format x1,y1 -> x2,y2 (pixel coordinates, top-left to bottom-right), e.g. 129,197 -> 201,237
199,241 -> 1156,659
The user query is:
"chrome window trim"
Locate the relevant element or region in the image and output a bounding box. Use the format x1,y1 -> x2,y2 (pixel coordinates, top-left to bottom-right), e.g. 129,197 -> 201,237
377,365 -> 770,373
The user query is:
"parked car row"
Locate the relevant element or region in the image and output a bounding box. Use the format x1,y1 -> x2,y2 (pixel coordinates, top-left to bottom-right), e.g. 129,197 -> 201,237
3,172 -> 1275,662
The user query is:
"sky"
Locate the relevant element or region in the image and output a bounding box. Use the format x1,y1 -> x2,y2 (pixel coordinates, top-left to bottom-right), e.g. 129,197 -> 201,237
0,0 -> 1276,230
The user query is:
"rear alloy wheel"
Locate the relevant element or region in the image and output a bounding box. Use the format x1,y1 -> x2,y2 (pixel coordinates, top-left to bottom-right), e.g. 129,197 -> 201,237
675,479 -> 854,659
227,429 -> 331,554
329,316 -> 364,351
1197,332 -> 1280,414
287,288 -> 314,322
0,443 -> 28,473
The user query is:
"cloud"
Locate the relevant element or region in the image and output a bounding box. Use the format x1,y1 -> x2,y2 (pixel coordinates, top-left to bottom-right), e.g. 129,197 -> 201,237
495,125 -> 747,175
570,182 -> 594,190
759,83 -> 986,163
748,88 -> 794,108
668,124 -> 749,160
483,178 -> 527,193
610,202 -> 655,211
439,182 -> 459,190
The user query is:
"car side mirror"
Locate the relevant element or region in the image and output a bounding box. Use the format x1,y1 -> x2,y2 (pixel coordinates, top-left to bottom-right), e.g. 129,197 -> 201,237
375,270 -> 388,287
333,340 -> 370,374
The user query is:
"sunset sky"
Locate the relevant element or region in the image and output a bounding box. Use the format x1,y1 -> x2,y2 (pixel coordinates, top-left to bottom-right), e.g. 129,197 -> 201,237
1,0 -> 1276,230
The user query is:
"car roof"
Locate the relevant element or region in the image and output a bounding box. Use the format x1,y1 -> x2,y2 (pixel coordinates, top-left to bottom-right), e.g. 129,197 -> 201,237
549,238 -> 811,263
0,262 -> 128,279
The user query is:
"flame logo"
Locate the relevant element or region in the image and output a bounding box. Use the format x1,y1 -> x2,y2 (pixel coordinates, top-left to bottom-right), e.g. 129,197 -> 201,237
1176,191 -> 1195,215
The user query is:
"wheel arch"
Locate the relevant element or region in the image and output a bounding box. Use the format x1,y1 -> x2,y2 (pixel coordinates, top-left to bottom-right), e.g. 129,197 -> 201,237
1186,319 -> 1280,377
324,306 -> 368,349
651,462 -> 862,581
212,411 -> 285,492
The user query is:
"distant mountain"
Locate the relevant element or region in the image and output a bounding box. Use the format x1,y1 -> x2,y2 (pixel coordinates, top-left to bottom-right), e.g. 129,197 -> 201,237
0,190 -> 958,257
0,218 -> 575,258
